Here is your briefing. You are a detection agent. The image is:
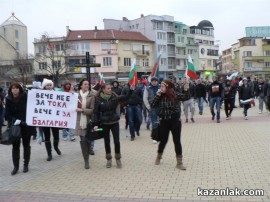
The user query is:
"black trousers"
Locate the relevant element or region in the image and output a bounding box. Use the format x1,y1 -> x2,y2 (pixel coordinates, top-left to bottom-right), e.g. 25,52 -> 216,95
102,123 -> 120,154
42,127 -> 59,142
224,98 -> 234,117
158,118 -> 182,155
12,126 -> 32,167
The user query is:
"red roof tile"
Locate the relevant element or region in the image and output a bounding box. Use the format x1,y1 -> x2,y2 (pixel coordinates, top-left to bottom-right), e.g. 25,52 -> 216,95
66,29 -> 153,42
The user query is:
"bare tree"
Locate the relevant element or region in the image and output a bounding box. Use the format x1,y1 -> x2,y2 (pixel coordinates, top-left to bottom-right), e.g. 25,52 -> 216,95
3,59 -> 34,87
34,33 -> 69,87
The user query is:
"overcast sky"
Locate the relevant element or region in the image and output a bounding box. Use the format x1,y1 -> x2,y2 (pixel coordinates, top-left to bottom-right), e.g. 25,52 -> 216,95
1,0 -> 269,54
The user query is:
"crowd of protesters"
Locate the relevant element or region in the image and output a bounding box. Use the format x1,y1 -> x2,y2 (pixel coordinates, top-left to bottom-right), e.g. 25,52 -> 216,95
0,74 -> 268,175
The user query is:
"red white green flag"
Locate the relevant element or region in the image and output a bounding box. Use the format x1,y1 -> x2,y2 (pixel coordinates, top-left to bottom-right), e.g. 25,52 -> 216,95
98,72 -> 105,85
128,59 -> 138,85
187,55 -> 197,79
148,54 -> 161,82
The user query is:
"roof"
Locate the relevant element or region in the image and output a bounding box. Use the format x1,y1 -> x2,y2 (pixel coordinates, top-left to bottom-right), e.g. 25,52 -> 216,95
66,29 -> 153,42
1,13 -> 26,27
198,20 -> 213,28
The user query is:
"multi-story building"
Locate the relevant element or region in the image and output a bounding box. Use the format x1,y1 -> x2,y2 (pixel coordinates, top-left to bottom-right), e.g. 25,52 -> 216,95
65,27 -> 154,84
189,20 -> 219,80
230,37 -> 270,78
33,35 -> 67,87
0,13 -> 32,87
104,14 -> 176,79
0,13 -> 28,58
221,48 -> 234,74
174,22 -> 198,79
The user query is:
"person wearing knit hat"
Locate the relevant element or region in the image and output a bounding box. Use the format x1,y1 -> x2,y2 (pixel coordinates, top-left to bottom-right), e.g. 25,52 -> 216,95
41,78 -> 62,161
151,79 -> 190,170
32,81 -> 42,89
42,78 -> 54,90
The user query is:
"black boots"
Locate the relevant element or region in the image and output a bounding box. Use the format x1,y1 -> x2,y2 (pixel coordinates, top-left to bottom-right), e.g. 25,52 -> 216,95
80,141 -> 90,169
53,140 -> 62,155
23,146 -> 31,173
45,141 -> 52,161
11,146 -> 20,175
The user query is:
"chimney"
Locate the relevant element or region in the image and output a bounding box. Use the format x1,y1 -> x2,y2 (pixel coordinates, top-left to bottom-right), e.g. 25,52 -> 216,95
95,26 -> 98,31
141,14 -> 144,18
122,17 -> 128,21
66,26 -> 70,35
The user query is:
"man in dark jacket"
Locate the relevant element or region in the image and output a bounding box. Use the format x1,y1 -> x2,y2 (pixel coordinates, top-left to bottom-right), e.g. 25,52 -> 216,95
111,81 -> 122,95
195,79 -> 206,115
256,78 -> 265,113
121,84 -> 143,141
209,77 -> 223,123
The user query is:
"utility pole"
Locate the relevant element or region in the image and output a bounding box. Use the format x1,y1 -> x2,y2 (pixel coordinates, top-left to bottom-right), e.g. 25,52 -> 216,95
86,52 -> 90,84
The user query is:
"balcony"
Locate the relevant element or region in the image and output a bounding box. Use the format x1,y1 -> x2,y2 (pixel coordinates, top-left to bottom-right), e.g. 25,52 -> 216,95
176,65 -> 185,70
168,51 -> 176,57
175,53 -> 187,59
167,39 -> 175,44
133,50 -> 149,57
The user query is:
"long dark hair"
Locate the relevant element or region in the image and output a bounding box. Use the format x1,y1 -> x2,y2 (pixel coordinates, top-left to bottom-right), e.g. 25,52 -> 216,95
161,79 -> 175,101
8,83 -> 25,100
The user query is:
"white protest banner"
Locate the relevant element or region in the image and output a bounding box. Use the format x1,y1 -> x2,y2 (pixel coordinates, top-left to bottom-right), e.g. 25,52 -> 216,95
26,89 -> 78,129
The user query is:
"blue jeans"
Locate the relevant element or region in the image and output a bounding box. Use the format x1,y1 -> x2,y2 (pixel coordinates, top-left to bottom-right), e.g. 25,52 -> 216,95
150,108 -> 159,130
197,97 -> 204,113
62,128 -> 75,139
210,97 -> 221,120
127,104 -> 142,138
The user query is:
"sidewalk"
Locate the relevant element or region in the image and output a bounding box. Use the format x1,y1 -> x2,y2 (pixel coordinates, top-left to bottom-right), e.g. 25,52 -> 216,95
0,101 -> 269,202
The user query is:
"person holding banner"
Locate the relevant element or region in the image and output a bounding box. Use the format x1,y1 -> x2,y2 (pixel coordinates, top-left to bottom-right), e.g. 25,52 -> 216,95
93,83 -> 132,168
75,79 -> 95,169
5,83 -> 34,175
41,79 -> 62,161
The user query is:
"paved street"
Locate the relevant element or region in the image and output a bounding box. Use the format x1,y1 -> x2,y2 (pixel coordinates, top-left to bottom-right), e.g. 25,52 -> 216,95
0,100 -> 270,202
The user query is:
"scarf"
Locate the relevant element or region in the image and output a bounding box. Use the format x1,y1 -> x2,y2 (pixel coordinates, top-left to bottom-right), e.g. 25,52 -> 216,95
79,90 -> 89,129
100,92 -> 111,100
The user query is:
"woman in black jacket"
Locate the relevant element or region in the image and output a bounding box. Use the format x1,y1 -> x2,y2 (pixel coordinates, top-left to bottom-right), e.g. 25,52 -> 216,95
224,79 -> 236,119
151,79 -> 189,170
5,83 -> 34,175
93,83 -> 131,168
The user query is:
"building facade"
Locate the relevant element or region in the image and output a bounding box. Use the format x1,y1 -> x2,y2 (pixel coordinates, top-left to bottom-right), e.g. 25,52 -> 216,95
65,28 -> 154,84
104,14 -> 176,79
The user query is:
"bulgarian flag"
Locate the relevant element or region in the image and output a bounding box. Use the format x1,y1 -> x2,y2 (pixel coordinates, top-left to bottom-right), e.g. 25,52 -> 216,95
187,55 -> 197,79
240,98 -> 255,105
226,72 -> 238,85
98,72 -> 105,85
128,58 -> 138,85
148,54 -> 161,82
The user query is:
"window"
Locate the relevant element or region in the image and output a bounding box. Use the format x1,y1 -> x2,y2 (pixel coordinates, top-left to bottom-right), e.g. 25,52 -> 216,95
182,29 -> 187,35
55,44 -> 64,51
244,62 -> 252,68
265,51 -> 270,56
136,24 -> 139,29
153,21 -> 163,30
101,42 -> 111,50
15,30 -> 19,39
142,59 -> 149,67
161,58 -> 166,65
157,32 -> 166,40
124,58 -> 131,66
124,43 -> 131,50
69,59 -> 80,68
188,49 -> 193,55
38,62 -> 47,70
38,45 -> 46,53
16,42 -> 19,50
52,60 -> 61,69
133,44 -> 141,51
158,45 -> 166,53
177,36 -> 184,43
207,60 -> 212,66
266,62 -> 270,67
103,57 -> 112,66
136,59 -> 140,66
243,51 -> 252,57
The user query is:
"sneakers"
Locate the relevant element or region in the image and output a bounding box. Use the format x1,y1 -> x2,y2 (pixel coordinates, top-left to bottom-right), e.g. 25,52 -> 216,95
63,137 -> 68,141
70,137 -> 76,141
131,137 -> 135,141
191,118 -> 195,123
245,116 -> 248,120
226,117 -> 229,120
212,115 -> 215,120
136,131 -> 140,136
217,120 -> 220,123
152,140 -> 157,144
199,112 -> 202,115
258,111 -> 262,114
185,119 -> 188,123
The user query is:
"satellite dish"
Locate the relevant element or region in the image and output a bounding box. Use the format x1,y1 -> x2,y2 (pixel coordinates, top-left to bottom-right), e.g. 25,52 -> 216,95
115,40 -> 119,44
